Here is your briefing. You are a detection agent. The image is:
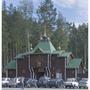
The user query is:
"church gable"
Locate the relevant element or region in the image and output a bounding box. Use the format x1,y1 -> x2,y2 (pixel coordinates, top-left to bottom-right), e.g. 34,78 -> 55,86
33,35 -> 56,54
34,48 -> 44,53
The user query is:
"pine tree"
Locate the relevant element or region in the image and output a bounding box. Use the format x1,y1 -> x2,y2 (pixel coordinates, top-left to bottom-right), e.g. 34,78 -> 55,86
37,0 -> 57,37
18,0 -> 34,51
2,0 -> 9,72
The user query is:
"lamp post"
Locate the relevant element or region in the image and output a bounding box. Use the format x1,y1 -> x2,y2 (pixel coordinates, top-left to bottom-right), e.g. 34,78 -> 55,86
16,59 -> 17,77
65,57 -> 66,80
16,43 -> 18,78
84,43 -> 87,72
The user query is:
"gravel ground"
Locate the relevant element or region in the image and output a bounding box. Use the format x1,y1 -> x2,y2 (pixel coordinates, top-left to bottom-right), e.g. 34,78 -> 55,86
2,88 -> 88,90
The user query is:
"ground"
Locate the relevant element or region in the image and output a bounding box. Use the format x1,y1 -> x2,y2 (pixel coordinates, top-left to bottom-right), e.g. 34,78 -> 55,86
2,88 -> 88,90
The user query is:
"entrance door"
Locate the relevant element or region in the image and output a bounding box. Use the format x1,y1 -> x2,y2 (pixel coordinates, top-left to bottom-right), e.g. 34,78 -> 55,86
34,67 -> 45,79
56,73 -> 62,79
37,72 -> 45,79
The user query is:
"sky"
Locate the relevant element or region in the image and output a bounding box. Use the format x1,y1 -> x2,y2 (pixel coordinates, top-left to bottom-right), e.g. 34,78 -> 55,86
4,0 -> 88,26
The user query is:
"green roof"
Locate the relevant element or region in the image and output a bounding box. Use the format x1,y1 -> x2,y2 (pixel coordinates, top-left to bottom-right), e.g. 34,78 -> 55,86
60,52 -> 72,57
15,54 -> 23,59
53,50 -> 65,54
6,60 -> 16,69
57,51 -> 72,57
66,58 -> 82,69
33,37 -> 56,53
14,51 -> 34,59
13,36 -> 73,59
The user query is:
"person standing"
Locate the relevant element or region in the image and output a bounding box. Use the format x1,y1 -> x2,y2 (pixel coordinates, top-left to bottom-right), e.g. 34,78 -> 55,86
21,77 -> 24,89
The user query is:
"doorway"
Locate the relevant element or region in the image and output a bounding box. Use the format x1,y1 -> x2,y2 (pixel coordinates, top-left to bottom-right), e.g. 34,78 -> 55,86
34,67 -> 45,79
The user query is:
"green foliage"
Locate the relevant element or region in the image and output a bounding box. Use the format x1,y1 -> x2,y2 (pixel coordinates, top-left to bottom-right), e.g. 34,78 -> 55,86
2,1 -> 9,69
52,29 -> 69,50
52,13 -> 69,50
68,23 -> 88,69
2,0 -> 88,71
37,0 -> 57,37
18,0 -> 33,19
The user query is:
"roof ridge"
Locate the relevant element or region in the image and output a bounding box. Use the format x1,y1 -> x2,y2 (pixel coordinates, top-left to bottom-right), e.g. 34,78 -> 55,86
33,37 -> 56,53
48,40 -> 56,53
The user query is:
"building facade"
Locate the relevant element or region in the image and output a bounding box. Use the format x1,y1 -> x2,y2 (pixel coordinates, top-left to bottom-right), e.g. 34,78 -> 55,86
6,34 -> 84,80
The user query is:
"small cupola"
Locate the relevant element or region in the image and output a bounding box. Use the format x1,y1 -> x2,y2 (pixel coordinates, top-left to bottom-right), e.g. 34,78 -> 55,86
33,26 -> 56,53
40,26 -> 50,41
30,43 -> 33,51
58,43 -> 61,50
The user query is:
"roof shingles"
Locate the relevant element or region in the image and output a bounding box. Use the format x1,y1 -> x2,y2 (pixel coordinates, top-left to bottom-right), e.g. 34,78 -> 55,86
66,58 -> 82,69
6,60 -> 16,69
33,38 -> 56,53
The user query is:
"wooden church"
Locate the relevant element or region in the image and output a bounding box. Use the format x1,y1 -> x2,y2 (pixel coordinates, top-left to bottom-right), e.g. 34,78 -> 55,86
6,32 -> 84,80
